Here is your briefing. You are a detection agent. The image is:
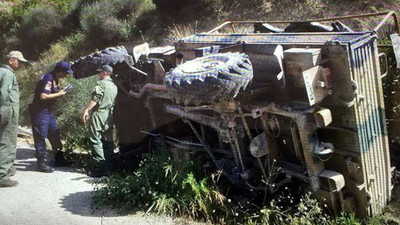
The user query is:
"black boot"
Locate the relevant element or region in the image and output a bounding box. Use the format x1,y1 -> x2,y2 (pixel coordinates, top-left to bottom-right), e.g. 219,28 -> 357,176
53,151 -> 72,167
0,179 -> 18,188
87,170 -> 108,178
37,156 -> 54,173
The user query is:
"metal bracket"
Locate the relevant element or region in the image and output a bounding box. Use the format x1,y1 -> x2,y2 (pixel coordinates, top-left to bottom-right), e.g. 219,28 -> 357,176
379,52 -> 388,79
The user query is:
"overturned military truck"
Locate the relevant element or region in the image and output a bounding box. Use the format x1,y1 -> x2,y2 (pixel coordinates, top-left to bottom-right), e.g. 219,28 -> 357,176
71,11 -> 400,217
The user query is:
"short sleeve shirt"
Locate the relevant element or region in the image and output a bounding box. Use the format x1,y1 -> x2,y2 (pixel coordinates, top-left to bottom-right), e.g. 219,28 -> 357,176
32,73 -> 59,110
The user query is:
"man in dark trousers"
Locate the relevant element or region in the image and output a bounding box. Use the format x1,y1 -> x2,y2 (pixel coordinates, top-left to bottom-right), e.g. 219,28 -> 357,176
30,62 -> 72,173
0,51 -> 28,188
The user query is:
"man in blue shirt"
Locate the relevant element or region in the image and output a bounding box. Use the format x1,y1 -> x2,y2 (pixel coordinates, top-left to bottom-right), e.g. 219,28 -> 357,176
30,62 -> 72,173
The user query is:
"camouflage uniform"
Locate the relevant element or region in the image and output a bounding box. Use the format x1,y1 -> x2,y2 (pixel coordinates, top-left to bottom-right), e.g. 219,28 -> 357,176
88,77 -> 118,171
0,65 -> 19,182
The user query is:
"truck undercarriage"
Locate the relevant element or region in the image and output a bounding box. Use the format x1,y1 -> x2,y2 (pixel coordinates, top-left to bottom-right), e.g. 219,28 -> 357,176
70,11 -> 400,217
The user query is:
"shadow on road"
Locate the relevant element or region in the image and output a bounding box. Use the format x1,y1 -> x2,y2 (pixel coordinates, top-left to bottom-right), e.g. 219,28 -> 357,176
13,148 -> 37,171
71,176 -> 97,184
13,159 -> 37,171
60,191 -> 130,217
55,166 -> 85,174
14,147 -> 85,173
16,147 -> 36,160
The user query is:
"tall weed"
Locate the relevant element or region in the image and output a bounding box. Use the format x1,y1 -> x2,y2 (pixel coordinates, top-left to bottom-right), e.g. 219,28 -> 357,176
93,152 -> 391,225
93,153 -> 231,223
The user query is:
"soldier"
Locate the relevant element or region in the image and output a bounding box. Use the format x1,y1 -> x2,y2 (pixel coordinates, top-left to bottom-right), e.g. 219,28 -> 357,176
0,51 -> 28,188
30,62 -> 73,173
82,65 -> 118,177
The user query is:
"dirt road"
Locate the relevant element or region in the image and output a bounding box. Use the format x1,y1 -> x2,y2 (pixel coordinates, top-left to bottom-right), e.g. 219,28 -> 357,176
0,140 -> 193,225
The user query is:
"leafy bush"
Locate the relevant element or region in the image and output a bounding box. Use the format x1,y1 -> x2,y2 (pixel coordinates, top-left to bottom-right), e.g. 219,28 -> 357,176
94,151 -> 382,225
93,153 -> 234,223
62,0 -> 96,32
153,0 -> 220,16
333,213 -> 362,225
80,0 -> 155,47
55,75 -> 98,169
288,193 -> 331,225
0,0 -> 75,59
80,2 -> 128,46
17,6 -> 63,58
152,0 -> 187,15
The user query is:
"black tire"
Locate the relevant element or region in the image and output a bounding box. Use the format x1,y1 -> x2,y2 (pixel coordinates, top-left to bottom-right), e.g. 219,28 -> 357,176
166,52 -> 253,105
71,46 -> 134,79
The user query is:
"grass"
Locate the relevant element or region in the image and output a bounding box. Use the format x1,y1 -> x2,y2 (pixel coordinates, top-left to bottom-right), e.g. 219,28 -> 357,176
166,24 -> 199,44
93,152 -> 231,223
92,152 -> 392,225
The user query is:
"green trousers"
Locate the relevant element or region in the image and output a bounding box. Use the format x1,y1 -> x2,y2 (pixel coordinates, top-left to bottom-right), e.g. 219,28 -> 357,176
88,110 -> 114,171
0,105 -> 19,182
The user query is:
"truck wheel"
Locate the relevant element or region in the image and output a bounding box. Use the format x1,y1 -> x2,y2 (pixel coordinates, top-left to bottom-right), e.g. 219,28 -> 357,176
166,52 -> 253,105
71,46 -> 134,79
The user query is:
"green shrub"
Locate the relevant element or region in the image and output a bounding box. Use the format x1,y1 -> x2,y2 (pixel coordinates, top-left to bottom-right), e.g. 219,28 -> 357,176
80,1 -> 128,46
92,152 -> 345,224
153,0 -> 187,15
62,0 -> 95,32
364,214 -> 394,225
94,153 -> 388,225
333,213 -> 362,225
153,0 -> 220,15
17,6 -> 63,58
80,0 -> 155,47
55,75 -> 98,169
0,0 -> 76,59
55,76 -> 96,144
288,194 -> 331,225
93,153 -> 232,223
